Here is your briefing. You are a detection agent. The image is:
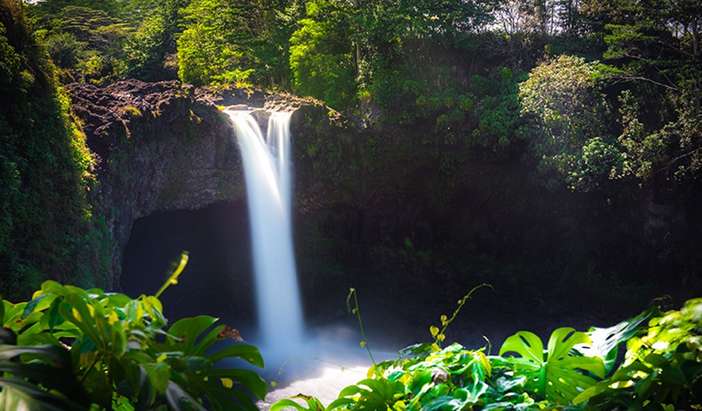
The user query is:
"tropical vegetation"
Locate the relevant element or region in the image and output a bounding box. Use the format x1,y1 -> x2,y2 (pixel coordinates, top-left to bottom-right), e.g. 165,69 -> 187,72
2,0 -> 700,299
0,254 -> 266,410
1,0 -> 701,409
272,297 -> 702,410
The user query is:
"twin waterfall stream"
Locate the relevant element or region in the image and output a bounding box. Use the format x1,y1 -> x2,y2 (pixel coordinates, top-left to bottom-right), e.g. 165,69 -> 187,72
225,110 -> 304,360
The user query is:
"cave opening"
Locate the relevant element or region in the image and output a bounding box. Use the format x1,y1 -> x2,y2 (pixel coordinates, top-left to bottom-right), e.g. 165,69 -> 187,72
121,200 -> 258,336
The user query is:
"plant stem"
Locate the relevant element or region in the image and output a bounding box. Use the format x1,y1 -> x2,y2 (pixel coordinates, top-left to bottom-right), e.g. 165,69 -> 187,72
155,252 -> 189,299
347,288 -> 376,365
436,283 -> 493,346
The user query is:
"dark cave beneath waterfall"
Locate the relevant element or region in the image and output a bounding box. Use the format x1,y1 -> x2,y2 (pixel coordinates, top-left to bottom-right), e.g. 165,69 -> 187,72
121,201 -> 257,334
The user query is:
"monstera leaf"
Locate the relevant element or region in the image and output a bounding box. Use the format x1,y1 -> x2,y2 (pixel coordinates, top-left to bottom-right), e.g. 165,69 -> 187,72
270,394 -> 326,411
498,327 -> 605,404
159,315 -> 267,411
326,378 -> 404,411
578,307 -> 655,373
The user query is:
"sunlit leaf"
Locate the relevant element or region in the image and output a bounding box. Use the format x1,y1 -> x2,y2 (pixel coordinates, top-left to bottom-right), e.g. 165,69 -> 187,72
499,327 -> 605,403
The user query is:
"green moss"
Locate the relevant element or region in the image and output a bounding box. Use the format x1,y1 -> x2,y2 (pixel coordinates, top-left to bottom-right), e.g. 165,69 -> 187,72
0,2 -> 109,299
122,104 -> 143,117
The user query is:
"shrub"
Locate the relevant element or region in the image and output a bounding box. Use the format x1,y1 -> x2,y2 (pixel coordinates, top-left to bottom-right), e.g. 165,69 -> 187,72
519,55 -> 617,188
272,298 -> 702,410
0,256 -> 266,410
43,31 -> 85,69
288,2 -> 356,110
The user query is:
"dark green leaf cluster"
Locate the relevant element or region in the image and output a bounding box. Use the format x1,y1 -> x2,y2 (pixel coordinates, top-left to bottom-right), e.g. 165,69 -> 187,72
0,280 -> 265,410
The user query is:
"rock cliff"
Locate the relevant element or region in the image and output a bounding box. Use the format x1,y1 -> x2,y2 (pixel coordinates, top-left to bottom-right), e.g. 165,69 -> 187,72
68,79 -> 346,287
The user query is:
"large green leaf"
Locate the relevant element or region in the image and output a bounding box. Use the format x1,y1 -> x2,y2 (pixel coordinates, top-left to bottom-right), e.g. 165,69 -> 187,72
142,362 -> 172,393
208,368 -> 267,399
209,343 -> 264,367
192,324 -> 225,355
327,378 -> 404,411
0,377 -> 85,411
579,307 -> 655,373
271,394 -> 326,411
499,327 -> 605,404
0,344 -> 69,366
167,315 -> 219,353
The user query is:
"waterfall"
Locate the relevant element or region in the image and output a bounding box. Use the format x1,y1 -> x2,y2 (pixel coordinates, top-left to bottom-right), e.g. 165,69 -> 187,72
226,110 -> 304,358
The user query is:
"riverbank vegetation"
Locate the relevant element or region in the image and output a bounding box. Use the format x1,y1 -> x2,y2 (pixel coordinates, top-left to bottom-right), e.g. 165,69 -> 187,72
0,0 -> 111,298
22,0 -> 702,195
273,297 -> 702,410
2,276 -> 700,409
0,255 -> 266,410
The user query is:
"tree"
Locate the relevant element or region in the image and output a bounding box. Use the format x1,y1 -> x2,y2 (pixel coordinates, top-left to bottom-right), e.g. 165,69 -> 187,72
176,0 -> 254,86
288,0 -> 356,108
124,0 -> 187,80
28,4 -> 132,83
580,0 -> 702,185
519,55 -> 616,188
177,0 -> 301,87
520,55 -> 609,151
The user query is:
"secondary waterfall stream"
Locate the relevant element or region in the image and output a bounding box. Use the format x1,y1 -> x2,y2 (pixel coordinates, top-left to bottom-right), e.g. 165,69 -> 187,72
226,110 -> 304,359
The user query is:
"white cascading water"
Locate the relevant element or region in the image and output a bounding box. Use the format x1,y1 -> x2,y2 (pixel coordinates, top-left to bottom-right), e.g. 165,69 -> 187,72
226,110 -> 304,358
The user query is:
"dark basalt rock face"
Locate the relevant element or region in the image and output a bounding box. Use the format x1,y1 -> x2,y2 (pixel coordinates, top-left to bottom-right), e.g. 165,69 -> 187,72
68,79 -> 347,287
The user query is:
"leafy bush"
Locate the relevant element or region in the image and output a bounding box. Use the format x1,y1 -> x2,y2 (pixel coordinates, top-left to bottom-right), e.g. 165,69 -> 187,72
43,31 -> 86,70
176,0 -> 254,87
29,5 -> 132,84
575,298 -> 702,408
123,0 -> 185,81
288,1 -> 356,110
519,55 -> 618,189
519,55 -> 609,150
0,255 -> 266,410
272,298 -> 702,410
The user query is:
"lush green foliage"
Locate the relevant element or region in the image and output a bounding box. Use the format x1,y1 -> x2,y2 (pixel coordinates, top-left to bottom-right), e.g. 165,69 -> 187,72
123,0 -> 185,81
518,55 -> 613,189
0,0 -> 109,298
288,1 -> 355,109
22,0 -> 701,193
273,299 -> 701,410
27,0 -> 189,84
576,298 -> 702,408
31,4 -> 132,84
0,262 -> 266,410
177,0 -> 301,87
176,0 -> 255,86
3,0 -> 701,380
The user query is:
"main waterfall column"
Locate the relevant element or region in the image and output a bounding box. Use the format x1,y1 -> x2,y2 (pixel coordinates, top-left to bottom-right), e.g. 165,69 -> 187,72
226,110 -> 304,358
